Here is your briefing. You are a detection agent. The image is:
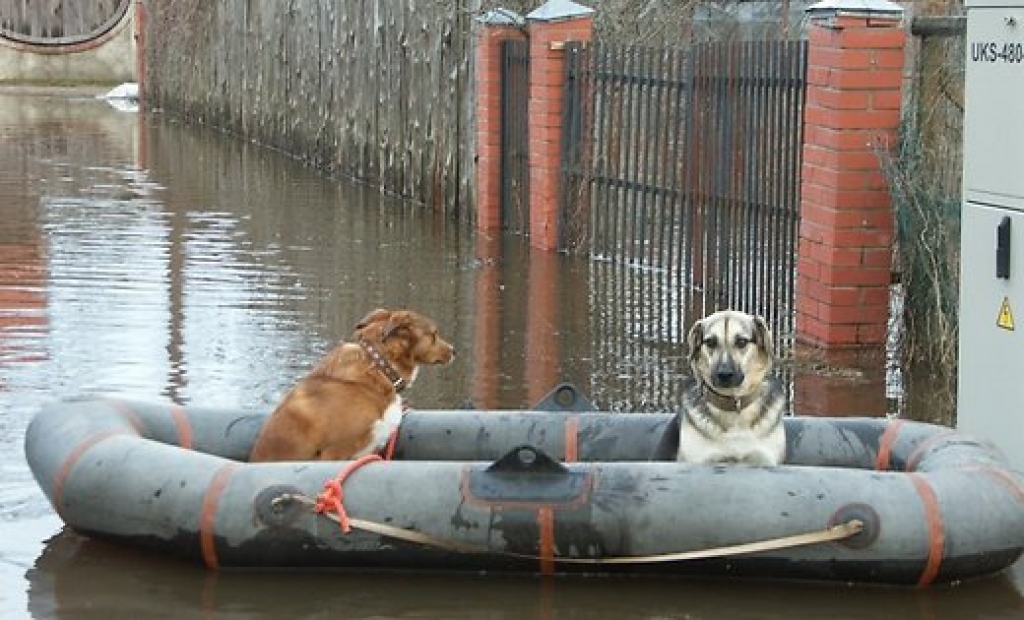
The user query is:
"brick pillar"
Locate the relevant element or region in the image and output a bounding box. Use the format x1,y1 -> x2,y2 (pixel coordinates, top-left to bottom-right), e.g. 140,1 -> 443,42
526,1 -> 594,251
795,0 -> 906,348
474,11 -> 526,233
793,351 -> 888,417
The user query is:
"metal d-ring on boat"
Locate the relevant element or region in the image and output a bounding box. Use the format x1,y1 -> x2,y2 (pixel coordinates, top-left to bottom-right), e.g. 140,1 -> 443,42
23,387 -> 1024,586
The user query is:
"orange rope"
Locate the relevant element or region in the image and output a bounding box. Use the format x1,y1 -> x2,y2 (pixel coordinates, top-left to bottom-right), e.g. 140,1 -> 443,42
315,402 -> 408,530
314,454 -> 382,533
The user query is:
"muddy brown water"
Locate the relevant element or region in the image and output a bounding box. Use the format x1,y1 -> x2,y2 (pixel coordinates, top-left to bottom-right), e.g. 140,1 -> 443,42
0,90 -> 1021,618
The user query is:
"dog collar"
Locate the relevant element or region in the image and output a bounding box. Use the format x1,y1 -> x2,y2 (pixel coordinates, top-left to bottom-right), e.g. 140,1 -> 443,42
358,339 -> 407,392
701,382 -> 757,412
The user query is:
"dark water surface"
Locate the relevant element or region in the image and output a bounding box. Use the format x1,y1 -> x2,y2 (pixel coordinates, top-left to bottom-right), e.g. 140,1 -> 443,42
1,90 -> 1021,618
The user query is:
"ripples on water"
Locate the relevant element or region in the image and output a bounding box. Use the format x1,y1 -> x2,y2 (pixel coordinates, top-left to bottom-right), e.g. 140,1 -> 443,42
5,115 -> 479,411
1,96 -> 935,425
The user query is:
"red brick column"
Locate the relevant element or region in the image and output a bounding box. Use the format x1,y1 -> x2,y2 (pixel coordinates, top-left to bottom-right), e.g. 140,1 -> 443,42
526,2 -> 594,251
795,2 -> 906,348
474,13 -> 525,233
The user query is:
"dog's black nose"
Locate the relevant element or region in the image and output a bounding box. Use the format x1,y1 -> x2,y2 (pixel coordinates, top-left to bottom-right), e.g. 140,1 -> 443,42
715,370 -> 743,388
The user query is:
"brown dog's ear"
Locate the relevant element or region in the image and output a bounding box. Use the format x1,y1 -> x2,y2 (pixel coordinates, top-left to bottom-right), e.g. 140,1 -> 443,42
381,310 -> 414,340
381,319 -> 401,340
753,315 -> 774,359
355,308 -> 391,330
686,319 -> 704,360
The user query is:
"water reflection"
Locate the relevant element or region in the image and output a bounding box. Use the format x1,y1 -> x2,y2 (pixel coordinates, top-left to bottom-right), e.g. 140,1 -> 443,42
0,93 -> 907,417
26,529 -> 1024,620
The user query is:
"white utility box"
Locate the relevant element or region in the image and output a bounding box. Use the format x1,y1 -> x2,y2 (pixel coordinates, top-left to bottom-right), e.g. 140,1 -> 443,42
959,0 -> 1024,472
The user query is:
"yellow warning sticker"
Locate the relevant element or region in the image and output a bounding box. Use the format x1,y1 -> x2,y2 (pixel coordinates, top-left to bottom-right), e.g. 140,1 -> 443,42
997,297 -> 1015,331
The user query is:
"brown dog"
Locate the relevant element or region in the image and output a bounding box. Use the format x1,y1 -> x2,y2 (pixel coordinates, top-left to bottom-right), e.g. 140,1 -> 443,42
249,308 -> 455,462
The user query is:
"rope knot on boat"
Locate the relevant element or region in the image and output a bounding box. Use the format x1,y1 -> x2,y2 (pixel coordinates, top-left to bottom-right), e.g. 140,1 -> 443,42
313,454 -> 382,533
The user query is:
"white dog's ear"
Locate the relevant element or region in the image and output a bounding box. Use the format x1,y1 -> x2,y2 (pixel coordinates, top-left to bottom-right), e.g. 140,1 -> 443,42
753,315 -> 774,359
687,319 -> 704,360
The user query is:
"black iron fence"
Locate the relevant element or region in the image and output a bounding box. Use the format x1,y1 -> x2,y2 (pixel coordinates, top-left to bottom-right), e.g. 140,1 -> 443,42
562,39 -> 808,347
500,39 -> 530,234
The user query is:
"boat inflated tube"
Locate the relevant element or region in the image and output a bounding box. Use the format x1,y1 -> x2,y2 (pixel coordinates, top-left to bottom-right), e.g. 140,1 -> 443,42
25,398 -> 1024,585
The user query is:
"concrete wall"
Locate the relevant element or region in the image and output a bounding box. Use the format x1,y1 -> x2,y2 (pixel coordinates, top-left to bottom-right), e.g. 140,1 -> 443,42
0,9 -> 135,85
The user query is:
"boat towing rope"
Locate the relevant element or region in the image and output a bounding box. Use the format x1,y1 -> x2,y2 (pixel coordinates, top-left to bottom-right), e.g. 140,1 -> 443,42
279,484 -> 865,564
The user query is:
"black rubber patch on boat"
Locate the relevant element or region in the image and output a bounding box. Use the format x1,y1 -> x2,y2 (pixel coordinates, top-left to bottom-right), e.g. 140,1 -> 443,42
532,382 -> 594,411
254,485 -> 308,528
467,445 -> 591,504
830,503 -> 881,549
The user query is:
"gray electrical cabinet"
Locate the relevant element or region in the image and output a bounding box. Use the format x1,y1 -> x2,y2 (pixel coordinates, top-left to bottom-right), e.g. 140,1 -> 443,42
959,0 -> 1024,472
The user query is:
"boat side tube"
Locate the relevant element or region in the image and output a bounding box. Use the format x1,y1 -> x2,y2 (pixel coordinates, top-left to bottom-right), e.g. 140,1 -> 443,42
24,399 -> 1024,584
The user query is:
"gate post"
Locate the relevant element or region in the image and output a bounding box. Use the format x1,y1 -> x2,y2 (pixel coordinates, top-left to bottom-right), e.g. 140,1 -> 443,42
526,0 -> 594,251
474,11 -> 526,233
795,0 -> 906,347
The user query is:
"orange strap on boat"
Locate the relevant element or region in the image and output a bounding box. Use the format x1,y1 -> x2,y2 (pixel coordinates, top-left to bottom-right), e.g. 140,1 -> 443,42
383,428 -> 400,460
381,401 -> 411,460
314,454 -> 381,533
875,419 -> 904,471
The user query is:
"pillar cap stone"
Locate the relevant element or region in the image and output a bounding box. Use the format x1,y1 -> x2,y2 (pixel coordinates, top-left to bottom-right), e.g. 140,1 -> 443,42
806,0 -> 904,19
526,0 -> 595,23
476,8 -> 526,27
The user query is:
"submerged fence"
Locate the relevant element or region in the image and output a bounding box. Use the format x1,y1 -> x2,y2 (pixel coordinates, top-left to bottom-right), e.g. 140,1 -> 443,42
560,40 -> 808,346
500,39 -> 530,235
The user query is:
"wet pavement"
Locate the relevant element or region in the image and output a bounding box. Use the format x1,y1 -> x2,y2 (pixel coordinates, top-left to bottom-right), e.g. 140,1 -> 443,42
0,89 -> 1021,618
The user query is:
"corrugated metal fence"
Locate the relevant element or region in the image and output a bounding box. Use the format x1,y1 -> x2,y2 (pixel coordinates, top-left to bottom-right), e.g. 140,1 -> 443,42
561,39 -> 808,347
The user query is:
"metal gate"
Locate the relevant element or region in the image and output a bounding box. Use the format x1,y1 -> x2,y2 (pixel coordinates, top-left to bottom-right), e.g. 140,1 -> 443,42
500,39 -> 530,234
562,39 -> 808,346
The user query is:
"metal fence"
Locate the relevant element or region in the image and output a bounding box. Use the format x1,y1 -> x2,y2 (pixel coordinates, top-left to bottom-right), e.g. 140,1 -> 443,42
562,39 -> 808,348
500,39 -> 530,235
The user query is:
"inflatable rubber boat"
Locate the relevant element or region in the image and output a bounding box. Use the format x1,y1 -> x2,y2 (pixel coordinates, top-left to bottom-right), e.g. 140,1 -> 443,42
24,388 -> 1024,586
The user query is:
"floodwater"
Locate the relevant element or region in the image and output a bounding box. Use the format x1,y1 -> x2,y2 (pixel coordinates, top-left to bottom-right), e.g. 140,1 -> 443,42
0,89 -> 1021,618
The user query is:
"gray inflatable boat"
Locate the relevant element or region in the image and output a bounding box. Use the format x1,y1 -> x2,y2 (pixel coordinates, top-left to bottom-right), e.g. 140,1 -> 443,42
24,391 -> 1024,586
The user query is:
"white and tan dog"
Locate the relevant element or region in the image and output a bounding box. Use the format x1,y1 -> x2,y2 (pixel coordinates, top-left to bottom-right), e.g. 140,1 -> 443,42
674,309 -> 787,465
250,308 -> 455,462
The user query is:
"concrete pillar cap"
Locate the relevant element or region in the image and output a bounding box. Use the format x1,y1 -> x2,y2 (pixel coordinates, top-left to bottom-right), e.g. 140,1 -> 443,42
476,8 -> 526,27
526,0 -> 595,23
806,0 -> 904,18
